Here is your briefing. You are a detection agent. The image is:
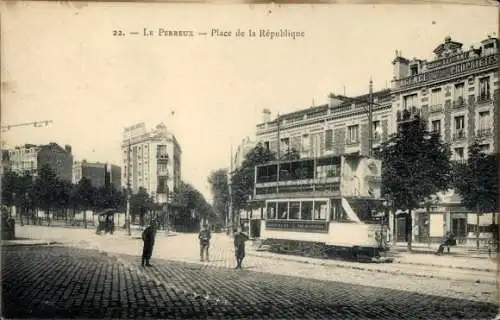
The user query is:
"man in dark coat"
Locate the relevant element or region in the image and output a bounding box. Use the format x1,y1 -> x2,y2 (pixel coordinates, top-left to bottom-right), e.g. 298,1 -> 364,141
199,224 -> 211,261
233,226 -> 249,269
141,222 -> 157,267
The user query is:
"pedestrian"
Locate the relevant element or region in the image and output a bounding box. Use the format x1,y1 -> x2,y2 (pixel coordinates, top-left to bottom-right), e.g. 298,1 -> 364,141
141,221 -> 157,267
198,224 -> 211,262
233,226 -> 249,269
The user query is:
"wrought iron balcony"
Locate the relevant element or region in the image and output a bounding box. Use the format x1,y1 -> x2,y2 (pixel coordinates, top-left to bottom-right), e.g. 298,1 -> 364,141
452,130 -> 467,141
429,104 -> 444,113
477,94 -> 492,105
452,97 -> 465,109
476,128 -> 492,138
345,138 -> 360,146
397,107 -> 421,123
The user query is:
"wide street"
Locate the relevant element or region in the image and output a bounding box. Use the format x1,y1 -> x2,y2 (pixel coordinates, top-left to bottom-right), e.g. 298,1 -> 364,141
2,225 -> 498,319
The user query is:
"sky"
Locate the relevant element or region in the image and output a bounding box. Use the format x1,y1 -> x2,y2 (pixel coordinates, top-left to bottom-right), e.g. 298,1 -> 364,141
1,2 -> 497,201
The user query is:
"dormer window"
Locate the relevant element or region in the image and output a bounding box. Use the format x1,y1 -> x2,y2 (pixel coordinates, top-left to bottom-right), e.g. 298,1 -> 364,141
410,65 -> 418,76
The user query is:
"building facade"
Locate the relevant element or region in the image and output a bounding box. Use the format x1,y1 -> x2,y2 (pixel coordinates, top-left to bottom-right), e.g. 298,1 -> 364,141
121,122 -> 182,204
253,35 -> 498,246
232,136 -> 255,170
72,160 -> 122,189
391,35 -> 499,246
7,142 -> 73,181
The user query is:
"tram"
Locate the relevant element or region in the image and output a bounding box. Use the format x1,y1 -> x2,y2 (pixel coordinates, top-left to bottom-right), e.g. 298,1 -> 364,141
254,154 -> 391,262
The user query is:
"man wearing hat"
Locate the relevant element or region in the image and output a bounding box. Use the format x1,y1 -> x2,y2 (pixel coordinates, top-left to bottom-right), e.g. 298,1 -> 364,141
198,224 -> 211,262
141,221 -> 157,267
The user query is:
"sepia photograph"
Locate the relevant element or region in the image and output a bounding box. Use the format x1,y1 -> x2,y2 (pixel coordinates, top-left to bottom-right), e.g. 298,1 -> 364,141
1,1 -> 499,319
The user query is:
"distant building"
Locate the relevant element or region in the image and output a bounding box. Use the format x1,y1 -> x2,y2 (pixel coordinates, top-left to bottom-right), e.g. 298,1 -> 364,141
232,136 -> 255,170
7,142 -> 73,181
72,160 -> 122,189
121,122 -> 182,204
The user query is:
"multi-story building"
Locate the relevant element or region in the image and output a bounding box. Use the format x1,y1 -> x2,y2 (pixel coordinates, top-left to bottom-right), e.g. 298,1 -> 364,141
256,90 -> 392,159
391,35 -> 499,245
7,142 -> 73,181
121,122 -> 182,204
72,160 -> 122,189
253,35 -> 498,246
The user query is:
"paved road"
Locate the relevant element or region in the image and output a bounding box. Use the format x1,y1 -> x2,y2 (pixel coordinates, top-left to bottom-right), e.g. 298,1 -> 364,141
2,246 -> 497,319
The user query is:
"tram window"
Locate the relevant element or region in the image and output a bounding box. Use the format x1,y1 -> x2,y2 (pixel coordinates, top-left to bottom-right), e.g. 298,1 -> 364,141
301,201 -> 313,220
314,201 -> 327,220
289,202 -> 300,220
267,202 -> 277,219
278,202 -> 288,220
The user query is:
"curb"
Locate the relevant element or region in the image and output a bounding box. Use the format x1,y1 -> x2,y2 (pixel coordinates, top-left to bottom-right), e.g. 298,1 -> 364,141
247,251 -> 497,284
1,241 -> 58,247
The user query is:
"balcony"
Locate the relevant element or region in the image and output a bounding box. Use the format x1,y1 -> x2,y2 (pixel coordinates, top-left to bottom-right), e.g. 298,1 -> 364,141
452,97 -> 465,109
345,139 -> 360,146
452,130 -> 467,142
476,128 -> 492,139
397,107 -> 421,123
477,94 -> 492,105
429,104 -> 444,113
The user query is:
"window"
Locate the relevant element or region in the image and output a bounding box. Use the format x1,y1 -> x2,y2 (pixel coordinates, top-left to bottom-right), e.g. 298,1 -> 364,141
325,129 -> 333,151
372,121 -> 381,140
403,94 -> 418,109
301,201 -> 313,220
302,134 -> 310,152
431,88 -> 442,106
264,141 -> 270,151
410,65 -> 418,76
314,201 -> 328,220
289,202 -> 300,220
478,111 -> 490,130
431,120 -> 441,134
280,137 -> 290,155
479,77 -> 491,100
454,116 -> 465,131
454,83 -> 465,102
347,125 -> 359,144
277,202 -> 288,220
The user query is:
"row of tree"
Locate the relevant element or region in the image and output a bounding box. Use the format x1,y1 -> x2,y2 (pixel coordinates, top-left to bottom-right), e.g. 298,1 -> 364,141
1,164 -> 216,230
208,116 -> 498,250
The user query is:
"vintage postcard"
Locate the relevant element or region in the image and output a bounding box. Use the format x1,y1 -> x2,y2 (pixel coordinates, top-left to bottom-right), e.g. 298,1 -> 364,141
1,1 -> 498,319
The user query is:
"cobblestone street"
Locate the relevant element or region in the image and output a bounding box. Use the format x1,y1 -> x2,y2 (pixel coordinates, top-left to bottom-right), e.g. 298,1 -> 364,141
2,245 -> 497,319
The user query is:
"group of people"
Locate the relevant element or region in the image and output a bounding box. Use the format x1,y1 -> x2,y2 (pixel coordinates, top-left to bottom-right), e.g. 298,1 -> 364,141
140,221 -> 249,269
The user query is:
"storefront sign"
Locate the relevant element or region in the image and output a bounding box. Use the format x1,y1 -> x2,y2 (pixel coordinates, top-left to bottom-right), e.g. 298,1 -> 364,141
266,219 -> 329,233
396,54 -> 498,89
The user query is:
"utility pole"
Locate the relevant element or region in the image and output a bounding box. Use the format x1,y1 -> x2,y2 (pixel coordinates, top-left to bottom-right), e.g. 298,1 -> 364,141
276,114 -> 281,194
228,144 -> 233,233
368,78 -> 374,158
126,136 -> 132,236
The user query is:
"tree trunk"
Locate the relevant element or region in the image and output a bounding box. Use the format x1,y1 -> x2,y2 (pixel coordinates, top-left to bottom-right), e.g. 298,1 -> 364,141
84,209 -> 87,229
407,208 -> 412,251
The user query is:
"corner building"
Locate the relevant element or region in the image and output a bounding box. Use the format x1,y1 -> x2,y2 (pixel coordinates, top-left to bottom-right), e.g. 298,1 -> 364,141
391,36 -> 498,246
121,122 -> 182,204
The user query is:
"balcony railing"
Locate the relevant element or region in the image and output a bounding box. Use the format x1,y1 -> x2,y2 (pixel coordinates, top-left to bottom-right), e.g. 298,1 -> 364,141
345,139 -> 360,146
452,97 -> 465,109
429,104 -> 444,113
477,94 -> 492,105
476,128 -> 492,138
452,130 -> 467,141
397,107 -> 421,122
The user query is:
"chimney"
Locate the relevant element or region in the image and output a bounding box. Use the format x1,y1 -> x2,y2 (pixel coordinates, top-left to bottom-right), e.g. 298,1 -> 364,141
262,108 -> 271,123
64,145 -> 72,154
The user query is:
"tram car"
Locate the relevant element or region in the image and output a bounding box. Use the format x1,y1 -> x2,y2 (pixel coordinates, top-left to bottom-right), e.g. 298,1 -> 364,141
254,154 -> 391,262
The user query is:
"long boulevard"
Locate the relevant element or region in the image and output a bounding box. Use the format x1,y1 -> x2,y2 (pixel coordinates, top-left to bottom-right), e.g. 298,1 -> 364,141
1,225 -> 498,319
